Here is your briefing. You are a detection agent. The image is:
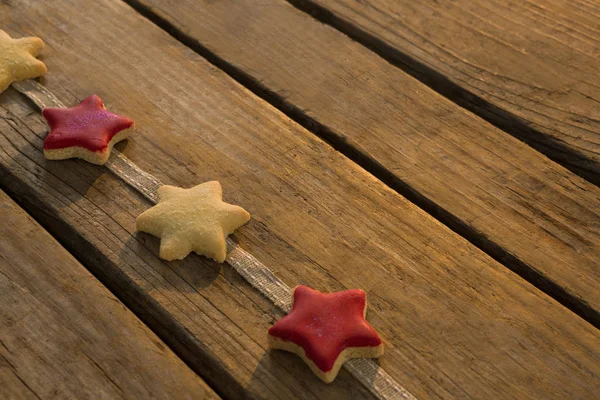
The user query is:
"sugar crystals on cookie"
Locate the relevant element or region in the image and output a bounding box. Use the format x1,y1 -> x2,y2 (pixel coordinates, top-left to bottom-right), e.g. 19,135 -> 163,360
268,285 -> 384,383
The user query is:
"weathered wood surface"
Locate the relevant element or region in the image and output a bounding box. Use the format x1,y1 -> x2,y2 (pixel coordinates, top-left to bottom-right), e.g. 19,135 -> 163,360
124,0 -> 600,322
1,0 -> 599,399
0,190 -> 218,399
286,0 -> 600,182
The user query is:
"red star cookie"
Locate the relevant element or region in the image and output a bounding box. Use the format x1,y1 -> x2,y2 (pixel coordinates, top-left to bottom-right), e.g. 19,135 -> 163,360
268,285 -> 384,383
42,95 -> 134,165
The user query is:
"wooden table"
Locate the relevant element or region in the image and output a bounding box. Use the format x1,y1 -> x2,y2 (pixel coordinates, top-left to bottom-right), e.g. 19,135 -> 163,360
1,0 -> 598,399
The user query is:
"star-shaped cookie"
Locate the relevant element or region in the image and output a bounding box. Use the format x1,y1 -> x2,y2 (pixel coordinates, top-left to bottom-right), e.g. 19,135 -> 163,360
0,30 -> 47,94
268,285 -> 384,383
136,181 -> 251,262
43,94 -> 134,165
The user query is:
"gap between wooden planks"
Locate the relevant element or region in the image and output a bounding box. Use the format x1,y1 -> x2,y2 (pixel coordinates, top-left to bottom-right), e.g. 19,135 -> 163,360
123,0 -> 600,326
1,0 -> 599,399
288,0 -> 600,184
0,189 -> 218,399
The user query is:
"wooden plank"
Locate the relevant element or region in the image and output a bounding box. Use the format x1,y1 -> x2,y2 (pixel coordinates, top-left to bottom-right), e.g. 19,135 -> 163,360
254,0 -> 600,182
293,0 -> 600,182
1,0 -> 599,399
0,190 -> 219,399
121,0 -> 600,323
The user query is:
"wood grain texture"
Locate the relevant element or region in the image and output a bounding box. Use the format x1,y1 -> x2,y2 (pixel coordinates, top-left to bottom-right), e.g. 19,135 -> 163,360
289,0 -> 600,182
0,190 -> 218,400
121,0 -> 600,323
1,0 -> 599,399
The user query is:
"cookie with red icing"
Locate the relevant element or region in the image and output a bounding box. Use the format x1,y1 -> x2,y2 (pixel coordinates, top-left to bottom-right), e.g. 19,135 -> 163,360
43,95 -> 134,165
268,285 -> 384,383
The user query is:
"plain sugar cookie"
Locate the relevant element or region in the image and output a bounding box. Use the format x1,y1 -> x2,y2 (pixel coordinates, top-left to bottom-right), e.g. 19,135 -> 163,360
136,181 -> 251,262
0,30 -> 47,94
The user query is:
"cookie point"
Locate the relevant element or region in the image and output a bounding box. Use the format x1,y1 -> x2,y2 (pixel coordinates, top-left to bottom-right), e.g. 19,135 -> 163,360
240,208 -> 251,223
